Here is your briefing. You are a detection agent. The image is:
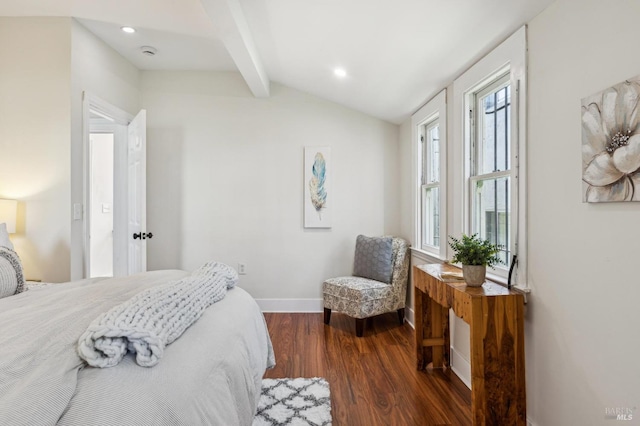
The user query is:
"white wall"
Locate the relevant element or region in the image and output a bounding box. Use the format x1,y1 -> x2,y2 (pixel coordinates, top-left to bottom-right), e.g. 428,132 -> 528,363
398,120 -> 413,242
0,17 -> 140,282
70,19 -> 141,280
526,0 -> 640,424
400,0 -> 640,424
141,71 -> 399,302
0,17 -> 72,282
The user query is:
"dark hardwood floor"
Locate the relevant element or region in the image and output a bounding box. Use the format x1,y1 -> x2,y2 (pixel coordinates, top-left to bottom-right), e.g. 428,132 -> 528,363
263,312 -> 472,426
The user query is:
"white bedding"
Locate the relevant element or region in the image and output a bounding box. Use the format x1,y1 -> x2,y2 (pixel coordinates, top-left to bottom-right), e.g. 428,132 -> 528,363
0,270 -> 275,426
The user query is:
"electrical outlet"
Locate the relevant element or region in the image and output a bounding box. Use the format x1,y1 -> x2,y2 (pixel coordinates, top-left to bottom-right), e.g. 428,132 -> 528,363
238,263 -> 247,275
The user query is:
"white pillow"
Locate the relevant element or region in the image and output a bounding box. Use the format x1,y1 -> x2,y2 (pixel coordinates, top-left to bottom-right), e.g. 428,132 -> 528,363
0,257 -> 18,298
0,246 -> 24,298
0,223 -> 14,251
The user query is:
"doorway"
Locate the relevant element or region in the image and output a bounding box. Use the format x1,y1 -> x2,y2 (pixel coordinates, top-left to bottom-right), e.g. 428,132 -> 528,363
87,112 -> 126,278
83,93 -> 148,279
89,132 -> 114,277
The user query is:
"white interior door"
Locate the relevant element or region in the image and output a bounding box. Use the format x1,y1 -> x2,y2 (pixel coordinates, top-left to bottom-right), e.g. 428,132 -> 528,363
127,109 -> 147,275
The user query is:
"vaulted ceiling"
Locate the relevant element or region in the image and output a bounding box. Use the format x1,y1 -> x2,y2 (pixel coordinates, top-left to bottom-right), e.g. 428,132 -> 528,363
0,0 -> 555,123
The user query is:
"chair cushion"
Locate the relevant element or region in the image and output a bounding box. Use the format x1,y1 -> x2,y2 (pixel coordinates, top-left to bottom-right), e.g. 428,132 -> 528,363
323,276 -> 392,303
352,235 -> 393,284
323,276 -> 395,319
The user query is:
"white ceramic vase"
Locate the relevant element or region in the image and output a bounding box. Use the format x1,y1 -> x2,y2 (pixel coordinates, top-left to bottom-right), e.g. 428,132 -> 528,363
462,265 -> 486,287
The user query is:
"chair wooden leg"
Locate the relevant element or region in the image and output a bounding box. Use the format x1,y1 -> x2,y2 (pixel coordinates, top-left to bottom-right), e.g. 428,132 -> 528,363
397,308 -> 405,325
355,318 -> 365,337
324,308 -> 331,325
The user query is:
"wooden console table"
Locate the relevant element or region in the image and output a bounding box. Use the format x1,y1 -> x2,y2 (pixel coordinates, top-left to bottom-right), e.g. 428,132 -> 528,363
413,264 -> 526,425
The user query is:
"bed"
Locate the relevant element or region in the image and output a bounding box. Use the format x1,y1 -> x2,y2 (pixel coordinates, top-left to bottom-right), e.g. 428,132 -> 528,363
0,268 -> 275,426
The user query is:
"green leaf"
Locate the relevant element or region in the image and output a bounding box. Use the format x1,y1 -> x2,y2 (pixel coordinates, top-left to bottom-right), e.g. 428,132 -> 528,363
448,233 -> 502,267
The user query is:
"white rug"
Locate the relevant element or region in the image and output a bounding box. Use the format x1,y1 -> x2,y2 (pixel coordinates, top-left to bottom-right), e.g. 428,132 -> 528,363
253,377 -> 332,426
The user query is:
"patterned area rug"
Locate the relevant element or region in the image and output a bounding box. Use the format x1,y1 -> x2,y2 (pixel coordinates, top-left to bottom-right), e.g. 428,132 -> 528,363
253,377 -> 332,426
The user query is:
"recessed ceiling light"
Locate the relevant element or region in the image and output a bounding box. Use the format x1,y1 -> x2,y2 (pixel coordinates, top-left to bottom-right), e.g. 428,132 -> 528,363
333,68 -> 347,78
121,26 -> 136,34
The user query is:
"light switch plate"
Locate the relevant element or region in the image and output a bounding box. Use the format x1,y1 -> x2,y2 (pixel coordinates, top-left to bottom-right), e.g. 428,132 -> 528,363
73,203 -> 83,220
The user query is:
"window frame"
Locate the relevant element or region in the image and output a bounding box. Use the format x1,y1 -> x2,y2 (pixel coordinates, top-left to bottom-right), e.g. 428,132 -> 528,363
452,26 -> 527,288
412,90 -> 447,259
469,73 -> 513,270
421,119 -> 440,251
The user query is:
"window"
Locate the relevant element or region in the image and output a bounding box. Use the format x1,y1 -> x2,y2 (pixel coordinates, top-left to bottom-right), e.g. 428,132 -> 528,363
421,120 -> 440,249
412,90 -> 446,258
452,26 -> 527,287
470,74 -> 512,266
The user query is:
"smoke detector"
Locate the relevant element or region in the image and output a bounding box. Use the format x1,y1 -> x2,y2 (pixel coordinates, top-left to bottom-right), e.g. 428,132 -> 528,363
140,46 -> 157,56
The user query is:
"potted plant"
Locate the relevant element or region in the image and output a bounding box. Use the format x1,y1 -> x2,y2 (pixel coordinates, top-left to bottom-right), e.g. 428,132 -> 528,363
448,234 -> 502,286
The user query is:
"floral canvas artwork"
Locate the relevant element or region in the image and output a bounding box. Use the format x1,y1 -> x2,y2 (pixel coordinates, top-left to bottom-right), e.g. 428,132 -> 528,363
304,147 -> 332,228
582,75 -> 640,202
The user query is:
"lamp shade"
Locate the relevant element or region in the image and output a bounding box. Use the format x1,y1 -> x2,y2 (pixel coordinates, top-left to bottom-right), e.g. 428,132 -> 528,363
0,199 -> 18,233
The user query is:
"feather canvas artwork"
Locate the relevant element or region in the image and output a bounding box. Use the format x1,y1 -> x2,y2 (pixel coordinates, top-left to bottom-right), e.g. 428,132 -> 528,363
309,153 -> 327,217
304,147 -> 332,228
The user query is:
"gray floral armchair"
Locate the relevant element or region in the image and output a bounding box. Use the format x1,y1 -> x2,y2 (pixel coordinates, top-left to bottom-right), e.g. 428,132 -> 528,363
322,236 -> 410,337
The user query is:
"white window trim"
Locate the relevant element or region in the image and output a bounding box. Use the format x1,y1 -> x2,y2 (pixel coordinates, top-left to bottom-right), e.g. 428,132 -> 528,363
452,26 -> 528,289
470,73 -> 512,273
412,89 -> 447,260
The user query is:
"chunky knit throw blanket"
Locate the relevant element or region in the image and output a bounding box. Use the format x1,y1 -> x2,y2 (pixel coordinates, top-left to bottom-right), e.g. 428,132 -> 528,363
78,262 -> 238,368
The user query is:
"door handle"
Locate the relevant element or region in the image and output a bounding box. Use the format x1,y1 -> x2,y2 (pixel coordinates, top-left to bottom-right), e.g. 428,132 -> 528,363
133,232 -> 154,240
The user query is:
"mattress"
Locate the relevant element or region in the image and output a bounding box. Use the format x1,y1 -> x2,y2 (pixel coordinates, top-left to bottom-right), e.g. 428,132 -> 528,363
0,270 -> 274,426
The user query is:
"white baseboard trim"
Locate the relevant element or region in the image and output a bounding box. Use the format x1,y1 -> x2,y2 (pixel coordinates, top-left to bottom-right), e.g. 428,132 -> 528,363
405,305 -> 415,329
257,300 -> 416,316
256,298 -> 323,313
450,346 -> 472,389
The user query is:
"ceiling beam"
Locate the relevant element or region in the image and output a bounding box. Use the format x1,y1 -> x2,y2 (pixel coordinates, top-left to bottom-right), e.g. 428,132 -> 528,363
200,0 -> 270,97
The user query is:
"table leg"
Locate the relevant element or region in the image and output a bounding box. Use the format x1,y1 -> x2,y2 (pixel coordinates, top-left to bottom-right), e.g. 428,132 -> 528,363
414,288 -> 427,370
430,299 -> 444,368
442,308 -> 450,369
469,297 -> 526,425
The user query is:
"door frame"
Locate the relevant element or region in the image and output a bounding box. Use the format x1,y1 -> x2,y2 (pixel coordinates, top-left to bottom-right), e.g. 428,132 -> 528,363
82,92 -> 133,278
